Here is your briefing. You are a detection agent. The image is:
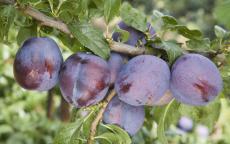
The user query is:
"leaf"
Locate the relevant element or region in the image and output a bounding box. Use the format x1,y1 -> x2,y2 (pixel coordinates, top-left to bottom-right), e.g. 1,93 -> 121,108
161,41 -> 183,65
186,38 -> 211,52
113,27 -> 130,43
214,25 -> 227,38
162,15 -> 178,26
0,124 -> 13,134
172,25 -> 202,39
53,118 -> 84,144
48,0 -> 54,13
17,25 -> 37,45
120,2 -> 147,32
99,124 -> 132,144
157,100 -> 181,144
68,22 -> 110,59
0,5 -> 16,41
214,0 -> 230,29
104,0 -> 121,24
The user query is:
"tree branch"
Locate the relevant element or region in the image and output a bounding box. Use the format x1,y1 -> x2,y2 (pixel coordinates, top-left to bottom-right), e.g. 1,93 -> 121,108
0,1 -> 144,55
18,5 -> 71,35
87,89 -> 116,144
0,0 -> 15,5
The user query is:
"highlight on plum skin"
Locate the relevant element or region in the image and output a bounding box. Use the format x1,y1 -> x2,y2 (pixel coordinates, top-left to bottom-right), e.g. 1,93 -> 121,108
115,55 -> 170,106
13,37 -> 63,91
107,52 -> 124,86
59,53 -> 111,108
170,54 -> 223,106
103,96 -> 145,136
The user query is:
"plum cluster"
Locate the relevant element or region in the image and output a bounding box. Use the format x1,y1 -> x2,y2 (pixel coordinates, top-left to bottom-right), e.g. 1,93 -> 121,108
13,22 -> 222,136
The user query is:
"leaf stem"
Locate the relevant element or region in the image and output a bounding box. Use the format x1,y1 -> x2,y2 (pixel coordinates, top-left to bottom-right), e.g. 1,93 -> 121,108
87,89 -> 116,144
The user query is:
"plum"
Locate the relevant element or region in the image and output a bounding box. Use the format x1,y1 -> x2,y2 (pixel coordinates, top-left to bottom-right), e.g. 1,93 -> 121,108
170,54 -> 223,106
59,53 -> 110,108
153,90 -> 173,106
107,52 -> 124,86
112,21 -> 155,46
103,96 -> 145,136
195,125 -> 209,138
14,37 -> 63,91
115,55 -> 170,106
177,116 -> 193,132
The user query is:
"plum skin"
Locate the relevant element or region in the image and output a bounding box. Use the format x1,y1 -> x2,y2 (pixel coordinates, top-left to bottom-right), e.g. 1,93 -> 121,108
112,21 -> 155,46
115,55 -> 170,106
59,53 -> 110,108
170,54 -> 223,106
103,96 -> 145,136
107,52 -> 124,86
14,37 -> 63,91
153,90 -> 173,106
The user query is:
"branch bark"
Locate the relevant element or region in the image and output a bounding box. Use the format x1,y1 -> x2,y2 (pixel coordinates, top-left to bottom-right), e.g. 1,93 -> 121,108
0,1 -> 144,55
87,89 -> 116,144
18,6 -> 71,35
0,0 -> 15,5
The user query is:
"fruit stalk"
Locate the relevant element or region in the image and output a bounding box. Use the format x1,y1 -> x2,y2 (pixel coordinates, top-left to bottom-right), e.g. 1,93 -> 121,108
87,89 -> 116,144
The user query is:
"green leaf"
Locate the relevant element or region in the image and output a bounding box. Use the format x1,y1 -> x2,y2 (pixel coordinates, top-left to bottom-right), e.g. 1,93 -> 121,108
172,25 -> 202,39
0,5 -> 16,41
68,22 -> 110,59
17,25 -> 37,45
53,118 -> 84,144
100,124 -> 132,144
157,100 -> 181,144
162,41 -> 183,65
214,25 -> 227,38
186,38 -> 211,52
120,2 -> 147,32
214,0 -> 230,29
104,0 -> 121,24
162,15 -> 178,26
113,27 -> 130,43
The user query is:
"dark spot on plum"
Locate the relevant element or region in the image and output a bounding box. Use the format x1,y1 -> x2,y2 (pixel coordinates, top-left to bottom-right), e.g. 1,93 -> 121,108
120,83 -> 132,93
96,80 -> 106,91
193,80 -> 216,102
45,59 -> 54,78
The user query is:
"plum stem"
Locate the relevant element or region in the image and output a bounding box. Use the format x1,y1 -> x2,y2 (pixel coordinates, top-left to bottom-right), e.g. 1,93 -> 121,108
87,89 -> 116,144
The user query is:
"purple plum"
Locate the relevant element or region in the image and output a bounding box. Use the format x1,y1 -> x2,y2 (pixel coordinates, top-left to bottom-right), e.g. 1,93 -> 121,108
115,55 -> 170,106
103,96 -> 145,136
14,37 -> 63,91
107,52 -> 124,86
59,53 -> 110,108
170,54 -> 223,106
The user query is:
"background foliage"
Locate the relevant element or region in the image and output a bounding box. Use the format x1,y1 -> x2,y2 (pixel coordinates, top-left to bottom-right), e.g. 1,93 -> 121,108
0,0 -> 229,144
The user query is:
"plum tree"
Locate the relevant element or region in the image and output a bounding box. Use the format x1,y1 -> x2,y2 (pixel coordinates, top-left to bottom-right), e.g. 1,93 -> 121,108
14,37 -> 63,91
115,55 -> 170,106
153,90 -> 173,106
107,52 -> 124,86
59,53 -> 110,108
103,96 -> 145,136
177,116 -> 193,132
170,54 -> 223,106
112,21 -> 155,47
